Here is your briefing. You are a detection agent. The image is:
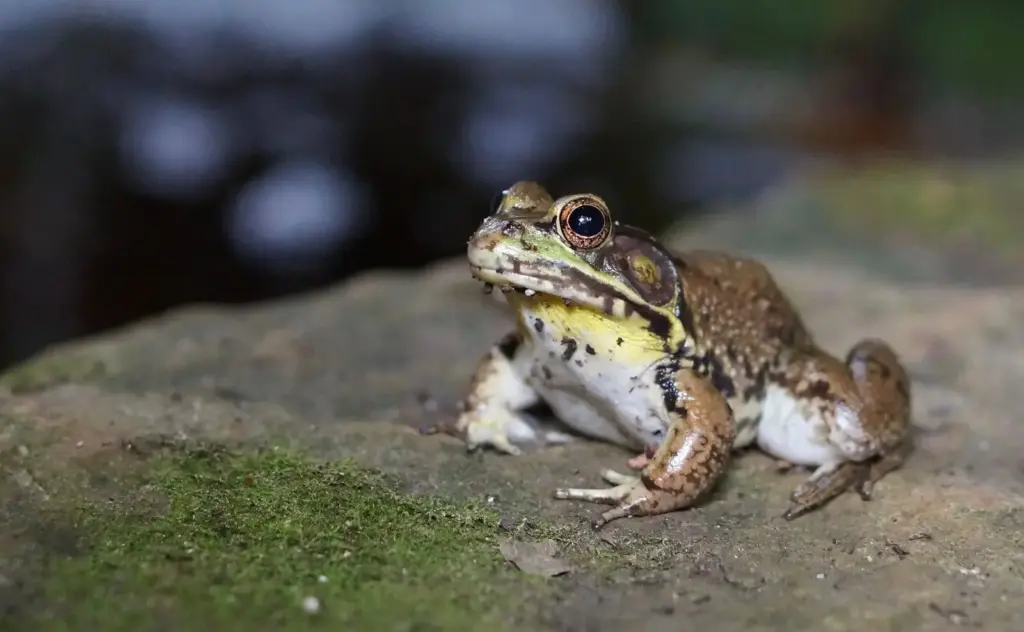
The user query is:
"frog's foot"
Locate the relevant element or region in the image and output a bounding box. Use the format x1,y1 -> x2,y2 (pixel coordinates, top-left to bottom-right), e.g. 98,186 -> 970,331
782,460 -> 870,521
853,440 -> 912,500
453,331 -> 542,456
554,469 -> 699,530
554,469 -> 654,529
554,469 -> 639,503
455,408 -> 536,455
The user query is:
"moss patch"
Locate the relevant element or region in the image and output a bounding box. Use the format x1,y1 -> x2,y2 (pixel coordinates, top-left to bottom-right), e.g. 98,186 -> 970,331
0,351 -> 108,394
9,446 -> 548,632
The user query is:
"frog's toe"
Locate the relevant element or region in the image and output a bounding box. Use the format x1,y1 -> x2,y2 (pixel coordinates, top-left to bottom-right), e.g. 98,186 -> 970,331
600,468 -> 639,486
553,482 -> 633,505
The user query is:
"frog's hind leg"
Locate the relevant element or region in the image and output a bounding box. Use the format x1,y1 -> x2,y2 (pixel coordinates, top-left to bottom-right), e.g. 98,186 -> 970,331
775,338 -> 912,520
454,331 -> 541,455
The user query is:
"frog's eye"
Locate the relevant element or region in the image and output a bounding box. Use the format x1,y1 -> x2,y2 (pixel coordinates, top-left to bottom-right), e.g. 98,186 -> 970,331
558,198 -> 611,250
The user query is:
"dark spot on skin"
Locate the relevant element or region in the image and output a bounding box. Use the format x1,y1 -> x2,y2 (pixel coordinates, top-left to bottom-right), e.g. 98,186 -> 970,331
895,378 -> 910,400
689,352 -> 736,399
534,218 -> 556,233
496,332 -> 521,360
726,345 -> 739,364
803,380 -> 832,400
616,337 -> 624,346
501,221 -> 523,237
561,337 -> 578,361
709,370 -> 736,399
742,364 -> 769,401
644,312 -> 673,340
585,344 -> 596,355
533,319 -> 544,333
575,360 -> 583,367
542,366 -> 553,380
602,296 -> 616,316
654,356 -> 684,413
548,351 -> 556,359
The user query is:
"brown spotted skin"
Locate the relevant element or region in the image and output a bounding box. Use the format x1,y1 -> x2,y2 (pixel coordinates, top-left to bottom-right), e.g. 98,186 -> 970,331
455,181 -> 913,527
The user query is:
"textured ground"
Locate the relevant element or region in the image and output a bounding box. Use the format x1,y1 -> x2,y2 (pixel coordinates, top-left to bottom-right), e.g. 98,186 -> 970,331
2,159 -> 1023,631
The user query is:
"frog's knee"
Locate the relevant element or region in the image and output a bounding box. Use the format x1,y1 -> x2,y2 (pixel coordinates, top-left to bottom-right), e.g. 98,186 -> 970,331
846,339 -> 908,384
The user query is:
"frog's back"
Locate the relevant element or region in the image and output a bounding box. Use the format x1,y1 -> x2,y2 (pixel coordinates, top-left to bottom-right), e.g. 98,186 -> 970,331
671,249 -> 816,443
676,249 -> 813,351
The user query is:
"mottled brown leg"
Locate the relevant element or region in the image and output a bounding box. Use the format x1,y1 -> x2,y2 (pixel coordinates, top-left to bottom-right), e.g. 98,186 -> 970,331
783,338 -> 912,519
855,439 -> 912,500
783,461 -> 869,520
553,370 -> 736,529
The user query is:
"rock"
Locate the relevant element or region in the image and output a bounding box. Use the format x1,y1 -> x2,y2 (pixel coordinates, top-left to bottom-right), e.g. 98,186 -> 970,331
3,162 -> 1024,631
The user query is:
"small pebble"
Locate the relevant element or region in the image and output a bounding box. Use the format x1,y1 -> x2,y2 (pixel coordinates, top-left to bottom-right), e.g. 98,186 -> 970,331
302,596 -> 320,614
318,575 -> 328,583
815,573 -> 826,580
76,441 -> 84,448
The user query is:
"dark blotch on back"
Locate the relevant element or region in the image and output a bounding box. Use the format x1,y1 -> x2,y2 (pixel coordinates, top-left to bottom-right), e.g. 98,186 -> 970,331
585,344 -> 596,355
533,319 -> 544,333
691,353 -> 736,399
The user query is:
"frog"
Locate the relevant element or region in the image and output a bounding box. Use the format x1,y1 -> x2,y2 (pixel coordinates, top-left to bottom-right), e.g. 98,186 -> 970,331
451,181 -> 911,529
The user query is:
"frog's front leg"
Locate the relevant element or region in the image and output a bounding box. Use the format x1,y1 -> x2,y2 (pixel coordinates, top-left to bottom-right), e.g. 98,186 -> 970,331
780,338 -> 912,520
455,331 -> 540,455
553,369 -> 736,529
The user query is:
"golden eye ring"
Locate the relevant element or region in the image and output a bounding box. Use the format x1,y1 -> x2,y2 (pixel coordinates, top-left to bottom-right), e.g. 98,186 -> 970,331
557,197 -> 611,250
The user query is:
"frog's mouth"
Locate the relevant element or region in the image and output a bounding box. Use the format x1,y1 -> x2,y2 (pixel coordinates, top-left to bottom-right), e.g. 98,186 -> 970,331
467,231 -> 651,319
470,264 -> 546,298
469,262 -> 637,321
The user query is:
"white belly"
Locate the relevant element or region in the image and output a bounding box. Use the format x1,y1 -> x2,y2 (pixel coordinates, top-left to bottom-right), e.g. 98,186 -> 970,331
512,307 -> 670,450
755,384 -> 842,466
526,351 -> 669,450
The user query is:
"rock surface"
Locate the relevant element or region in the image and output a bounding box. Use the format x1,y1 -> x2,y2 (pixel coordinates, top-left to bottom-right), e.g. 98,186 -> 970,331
3,160 -> 1024,631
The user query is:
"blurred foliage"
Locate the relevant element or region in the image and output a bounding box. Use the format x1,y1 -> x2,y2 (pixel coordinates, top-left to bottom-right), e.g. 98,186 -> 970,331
642,0 -> 1023,98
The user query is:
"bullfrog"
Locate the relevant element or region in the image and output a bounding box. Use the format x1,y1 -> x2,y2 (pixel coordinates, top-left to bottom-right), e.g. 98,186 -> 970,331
453,181 -> 911,529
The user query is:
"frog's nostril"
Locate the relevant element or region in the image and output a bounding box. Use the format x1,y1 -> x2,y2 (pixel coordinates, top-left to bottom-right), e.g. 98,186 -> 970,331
501,221 -> 523,237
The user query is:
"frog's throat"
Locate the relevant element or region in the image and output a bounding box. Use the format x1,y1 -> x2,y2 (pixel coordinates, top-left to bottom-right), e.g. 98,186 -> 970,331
469,263 -> 662,328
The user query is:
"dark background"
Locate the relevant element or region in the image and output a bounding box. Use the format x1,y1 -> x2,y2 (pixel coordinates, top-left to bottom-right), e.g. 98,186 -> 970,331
1,0 -> 1021,370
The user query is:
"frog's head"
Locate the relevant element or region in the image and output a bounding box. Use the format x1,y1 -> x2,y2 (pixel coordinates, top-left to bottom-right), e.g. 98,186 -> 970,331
468,181 -> 689,340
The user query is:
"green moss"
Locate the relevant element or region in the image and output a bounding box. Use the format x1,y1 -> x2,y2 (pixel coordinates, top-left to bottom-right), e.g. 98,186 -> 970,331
0,351 -> 108,393
16,446 -> 543,632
